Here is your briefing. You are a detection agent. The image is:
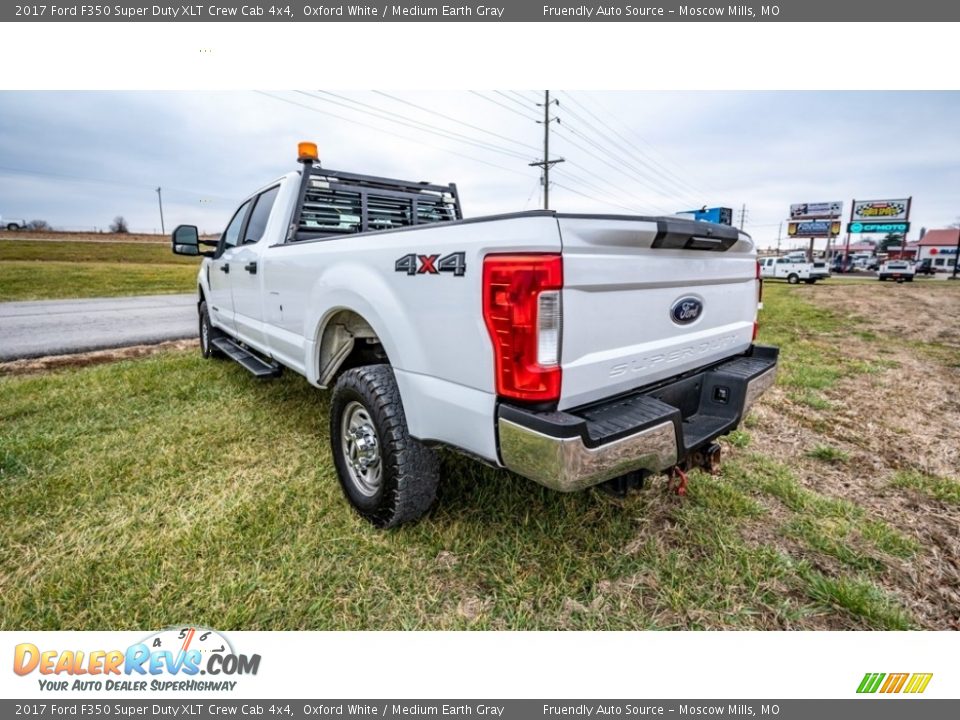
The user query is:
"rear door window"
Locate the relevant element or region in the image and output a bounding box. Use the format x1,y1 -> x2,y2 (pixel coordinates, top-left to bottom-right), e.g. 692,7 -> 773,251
243,186 -> 280,245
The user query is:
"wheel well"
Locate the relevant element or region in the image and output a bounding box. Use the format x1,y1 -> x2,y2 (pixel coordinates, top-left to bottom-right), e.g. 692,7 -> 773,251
317,310 -> 389,387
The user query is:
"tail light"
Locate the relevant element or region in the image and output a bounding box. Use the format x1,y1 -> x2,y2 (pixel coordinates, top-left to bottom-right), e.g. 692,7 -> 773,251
482,254 -> 562,402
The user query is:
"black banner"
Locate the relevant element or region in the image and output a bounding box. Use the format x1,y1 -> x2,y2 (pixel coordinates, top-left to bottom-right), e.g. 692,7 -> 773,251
4,0 -> 960,22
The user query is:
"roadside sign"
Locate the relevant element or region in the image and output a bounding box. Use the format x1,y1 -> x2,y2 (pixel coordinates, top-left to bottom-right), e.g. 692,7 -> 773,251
848,221 -> 910,234
852,199 -> 910,222
788,220 -> 842,238
790,201 -> 843,220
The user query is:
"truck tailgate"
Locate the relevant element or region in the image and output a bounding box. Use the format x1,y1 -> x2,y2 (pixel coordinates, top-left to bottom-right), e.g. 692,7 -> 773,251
557,215 -> 758,410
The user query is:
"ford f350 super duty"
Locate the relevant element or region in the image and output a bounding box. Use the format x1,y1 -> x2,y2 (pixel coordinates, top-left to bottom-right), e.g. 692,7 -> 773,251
171,143 -> 778,527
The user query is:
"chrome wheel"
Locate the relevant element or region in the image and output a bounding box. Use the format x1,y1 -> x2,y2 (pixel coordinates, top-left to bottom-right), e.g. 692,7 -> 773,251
340,401 -> 381,497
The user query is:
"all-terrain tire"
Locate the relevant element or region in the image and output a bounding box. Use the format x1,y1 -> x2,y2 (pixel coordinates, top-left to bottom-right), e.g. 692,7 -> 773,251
199,301 -> 225,359
330,364 -> 439,528
787,273 -> 800,284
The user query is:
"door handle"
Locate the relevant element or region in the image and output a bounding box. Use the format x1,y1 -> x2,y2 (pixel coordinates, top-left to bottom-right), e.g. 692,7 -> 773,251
219,263 -> 230,273
244,261 -> 258,274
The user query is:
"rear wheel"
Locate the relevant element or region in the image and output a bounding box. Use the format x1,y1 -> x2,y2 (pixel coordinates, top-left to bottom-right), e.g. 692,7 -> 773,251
787,273 -> 800,285
330,365 -> 439,528
6,223 -> 20,231
199,301 -> 225,359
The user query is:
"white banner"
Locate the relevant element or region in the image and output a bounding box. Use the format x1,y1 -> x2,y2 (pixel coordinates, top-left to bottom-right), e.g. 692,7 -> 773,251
1,631 -> 956,700
790,201 -> 843,219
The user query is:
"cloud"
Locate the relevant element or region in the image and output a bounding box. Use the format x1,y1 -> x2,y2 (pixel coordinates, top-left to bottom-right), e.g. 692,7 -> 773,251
0,90 -> 957,244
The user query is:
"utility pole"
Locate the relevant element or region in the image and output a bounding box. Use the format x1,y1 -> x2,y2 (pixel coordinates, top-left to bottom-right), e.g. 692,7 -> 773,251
529,90 -> 564,210
738,203 -> 747,230
156,187 -> 165,235
776,221 -> 782,255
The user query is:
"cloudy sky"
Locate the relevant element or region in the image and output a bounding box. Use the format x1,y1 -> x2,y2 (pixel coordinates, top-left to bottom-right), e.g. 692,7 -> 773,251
0,90 -> 957,248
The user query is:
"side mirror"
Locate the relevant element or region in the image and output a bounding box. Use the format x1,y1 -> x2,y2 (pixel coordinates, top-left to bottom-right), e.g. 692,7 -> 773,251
171,225 -> 211,257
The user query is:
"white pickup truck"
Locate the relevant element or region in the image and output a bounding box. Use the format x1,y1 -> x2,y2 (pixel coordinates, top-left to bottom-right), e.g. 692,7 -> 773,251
877,259 -> 916,282
758,256 -> 830,284
171,144 -> 778,527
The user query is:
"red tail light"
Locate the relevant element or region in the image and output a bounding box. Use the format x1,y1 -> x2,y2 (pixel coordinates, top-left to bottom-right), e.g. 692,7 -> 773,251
482,254 -> 562,402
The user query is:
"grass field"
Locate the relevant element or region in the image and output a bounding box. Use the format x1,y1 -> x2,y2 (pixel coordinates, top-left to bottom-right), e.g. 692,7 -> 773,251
1,283 -> 958,630
0,239 -> 198,301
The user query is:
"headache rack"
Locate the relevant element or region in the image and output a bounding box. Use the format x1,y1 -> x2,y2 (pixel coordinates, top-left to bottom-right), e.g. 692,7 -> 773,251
286,162 -> 462,242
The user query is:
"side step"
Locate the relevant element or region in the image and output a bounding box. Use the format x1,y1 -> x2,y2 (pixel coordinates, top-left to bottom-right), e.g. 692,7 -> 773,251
211,337 -> 281,378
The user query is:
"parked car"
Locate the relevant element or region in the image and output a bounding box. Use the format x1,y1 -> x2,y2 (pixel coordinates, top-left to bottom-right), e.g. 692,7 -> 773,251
831,256 -> 854,274
866,257 -> 881,271
169,143 -> 779,527
878,260 -> 915,282
914,258 -> 936,276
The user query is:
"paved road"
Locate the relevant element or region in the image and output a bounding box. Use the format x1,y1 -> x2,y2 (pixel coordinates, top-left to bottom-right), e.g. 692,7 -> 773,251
0,294 -> 197,361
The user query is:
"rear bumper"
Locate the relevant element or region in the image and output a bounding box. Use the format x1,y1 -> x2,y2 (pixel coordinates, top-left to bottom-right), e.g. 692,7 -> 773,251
497,344 -> 778,492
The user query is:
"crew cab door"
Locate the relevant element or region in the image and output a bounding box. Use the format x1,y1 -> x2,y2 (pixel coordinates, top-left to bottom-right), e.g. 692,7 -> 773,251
209,198 -> 253,333
231,185 -> 280,350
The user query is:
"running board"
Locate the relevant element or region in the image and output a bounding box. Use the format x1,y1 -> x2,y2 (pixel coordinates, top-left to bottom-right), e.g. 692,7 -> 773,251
210,337 -> 281,378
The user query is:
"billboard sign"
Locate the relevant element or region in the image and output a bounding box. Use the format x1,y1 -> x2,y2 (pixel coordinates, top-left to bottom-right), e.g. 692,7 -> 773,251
788,220 -> 842,238
852,199 -> 910,222
790,201 -> 843,220
848,221 -> 910,234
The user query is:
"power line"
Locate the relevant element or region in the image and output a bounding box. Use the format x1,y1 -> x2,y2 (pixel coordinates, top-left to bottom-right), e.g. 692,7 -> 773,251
300,91 -> 532,161
254,92 -> 531,180
556,96 -> 705,207
551,126 -> 675,213
552,182 -> 651,215
0,164 -> 232,202
371,91 -> 539,152
564,92 -> 711,201
557,120 -> 697,208
469,91 -> 540,121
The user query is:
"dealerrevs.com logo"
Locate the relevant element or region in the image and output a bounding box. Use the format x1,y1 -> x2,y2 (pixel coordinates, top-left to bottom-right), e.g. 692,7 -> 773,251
13,628 -> 260,693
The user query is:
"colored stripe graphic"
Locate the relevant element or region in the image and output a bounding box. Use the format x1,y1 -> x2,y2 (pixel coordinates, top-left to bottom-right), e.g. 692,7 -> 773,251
857,672 -> 932,694
904,673 -> 933,694
857,673 -> 885,693
880,673 -> 908,693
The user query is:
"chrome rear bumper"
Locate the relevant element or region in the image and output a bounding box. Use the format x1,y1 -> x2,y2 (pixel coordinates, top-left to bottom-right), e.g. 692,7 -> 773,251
497,344 -> 778,492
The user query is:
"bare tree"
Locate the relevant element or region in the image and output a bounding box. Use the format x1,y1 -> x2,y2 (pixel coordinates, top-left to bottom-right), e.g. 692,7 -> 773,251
26,219 -> 52,231
110,216 -> 130,234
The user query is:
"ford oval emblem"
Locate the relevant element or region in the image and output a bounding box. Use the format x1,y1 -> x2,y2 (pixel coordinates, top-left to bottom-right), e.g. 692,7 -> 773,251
671,297 -> 703,325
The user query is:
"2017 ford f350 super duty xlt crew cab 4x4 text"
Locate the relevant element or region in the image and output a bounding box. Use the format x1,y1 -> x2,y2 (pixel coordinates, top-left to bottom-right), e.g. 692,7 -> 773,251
171,143 -> 778,527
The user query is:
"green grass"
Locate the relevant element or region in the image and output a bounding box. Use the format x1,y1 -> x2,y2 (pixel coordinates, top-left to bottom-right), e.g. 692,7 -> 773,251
807,445 -> 850,464
0,282 -> 932,630
0,239 -> 197,265
0,240 -> 199,300
0,261 -> 198,301
891,470 -> 960,504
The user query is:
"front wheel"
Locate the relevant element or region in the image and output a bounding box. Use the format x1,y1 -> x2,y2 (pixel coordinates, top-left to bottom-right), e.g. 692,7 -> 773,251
330,365 -> 439,528
199,301 -> 225,359
787,273 -> 800,285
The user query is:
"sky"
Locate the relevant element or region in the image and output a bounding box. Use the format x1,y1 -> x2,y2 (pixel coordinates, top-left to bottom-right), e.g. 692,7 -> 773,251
0,90 -> 958,249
